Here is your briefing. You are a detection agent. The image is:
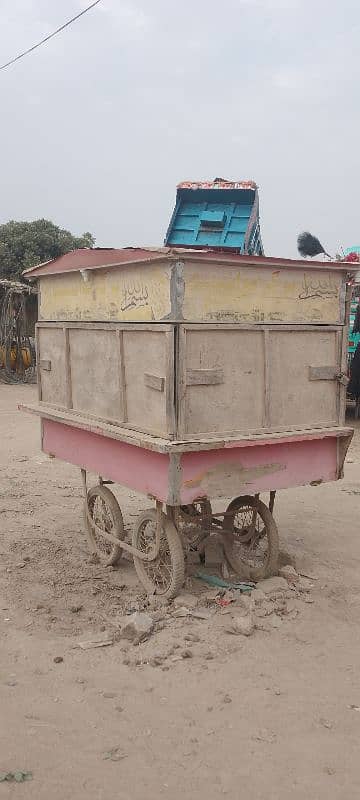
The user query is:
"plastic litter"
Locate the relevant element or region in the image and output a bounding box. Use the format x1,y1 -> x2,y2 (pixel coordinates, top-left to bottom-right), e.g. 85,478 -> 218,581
195,572 -> 255,592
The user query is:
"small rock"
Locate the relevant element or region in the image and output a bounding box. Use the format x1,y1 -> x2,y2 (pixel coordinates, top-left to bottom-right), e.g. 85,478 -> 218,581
149,656 -> 165,667
120,612 -> 154,644
173,593 -> 198,610
53,656 -> 63,664
324,766 -> 336,776
256,576 -> 290,595
319,717 -> 333,729
234,594 -> 255,614
279,565 -> 300,585
182,650 -> 193,659
251,588 -> 267,603
273,598 -> 288,615
223,694 -> 232,704
102,692 -> 116,699
191,607 -> 212,620
255,602 -> 275,618
70,605 -> 83,614
269,614 -> 282,629
115,706 -> 124,712
226,613 -> 255,637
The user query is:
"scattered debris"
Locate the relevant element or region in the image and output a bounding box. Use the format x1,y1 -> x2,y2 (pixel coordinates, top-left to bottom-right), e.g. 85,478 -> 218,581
0,771 -> 32,783
78,635 -> 113,650
190,607 -> 213,621
195,572 -> 254,592
234,594 -> 255,614
173,593 -> 198,610
252,730 -> 277,744
251,588 -> 267,603
184,632 -> 201,643
319,718 -> 333,730
147,596 -> 169,611
120,612 -> 154,644
172,606 -> 191,618
102,747 -> 127,762
256,576 -> 290,595
278,549 -> 297,568
278,565 -> 300,585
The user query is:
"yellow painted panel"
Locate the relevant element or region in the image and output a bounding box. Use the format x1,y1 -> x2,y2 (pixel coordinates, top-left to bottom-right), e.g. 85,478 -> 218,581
39,259 -> 344,325
182,263 -> 343,324
39,263 -> 171,322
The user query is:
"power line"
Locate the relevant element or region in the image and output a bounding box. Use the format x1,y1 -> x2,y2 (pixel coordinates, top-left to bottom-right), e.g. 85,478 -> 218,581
0,0 -> 103,72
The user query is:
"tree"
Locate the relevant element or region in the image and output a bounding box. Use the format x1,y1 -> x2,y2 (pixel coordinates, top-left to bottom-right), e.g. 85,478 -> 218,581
0,219 -> 96,280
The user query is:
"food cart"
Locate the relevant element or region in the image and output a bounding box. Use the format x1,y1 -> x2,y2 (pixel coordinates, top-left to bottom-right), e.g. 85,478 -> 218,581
21,240 -> 355,597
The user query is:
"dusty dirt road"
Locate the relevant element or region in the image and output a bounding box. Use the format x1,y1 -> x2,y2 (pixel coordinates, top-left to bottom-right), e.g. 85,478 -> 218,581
1,385 -> 360,799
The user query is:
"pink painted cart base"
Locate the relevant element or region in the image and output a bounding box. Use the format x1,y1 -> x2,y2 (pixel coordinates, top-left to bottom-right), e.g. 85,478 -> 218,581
41,419 -> 352,505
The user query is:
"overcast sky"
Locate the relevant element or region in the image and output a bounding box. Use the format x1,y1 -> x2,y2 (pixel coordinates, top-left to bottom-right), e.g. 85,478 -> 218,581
0,0 -> 359,257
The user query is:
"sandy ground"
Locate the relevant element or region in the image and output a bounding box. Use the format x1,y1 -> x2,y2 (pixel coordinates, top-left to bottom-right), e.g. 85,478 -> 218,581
1,385 -> 360,799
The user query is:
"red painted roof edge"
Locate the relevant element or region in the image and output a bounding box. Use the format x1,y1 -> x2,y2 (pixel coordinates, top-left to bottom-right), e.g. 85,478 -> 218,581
23,246 -> 357,279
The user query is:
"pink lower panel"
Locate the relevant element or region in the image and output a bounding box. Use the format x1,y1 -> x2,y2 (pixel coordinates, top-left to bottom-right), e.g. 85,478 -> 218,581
42,419 -> 347,506
42,420 -> 172,502
179,436 -> 340,504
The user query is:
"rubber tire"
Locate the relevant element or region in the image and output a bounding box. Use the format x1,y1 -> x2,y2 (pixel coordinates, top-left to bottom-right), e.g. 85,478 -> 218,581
222,495 -> 279,580
85,485 -> 124,566
132,509 -> 185,599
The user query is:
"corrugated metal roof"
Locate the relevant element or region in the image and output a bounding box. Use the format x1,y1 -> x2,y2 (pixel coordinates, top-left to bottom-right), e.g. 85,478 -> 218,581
22,246 -> 356,279
23,247 -> 170,277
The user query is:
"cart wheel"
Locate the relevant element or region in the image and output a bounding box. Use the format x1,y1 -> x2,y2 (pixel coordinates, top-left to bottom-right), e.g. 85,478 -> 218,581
85,485 -> 124,566
221,495 -> 279,580
132,509 -> 185,598
176,500 -> 212,549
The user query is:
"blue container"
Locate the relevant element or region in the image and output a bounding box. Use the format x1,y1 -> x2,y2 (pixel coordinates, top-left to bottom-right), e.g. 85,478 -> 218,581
165,179 -> 264,255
